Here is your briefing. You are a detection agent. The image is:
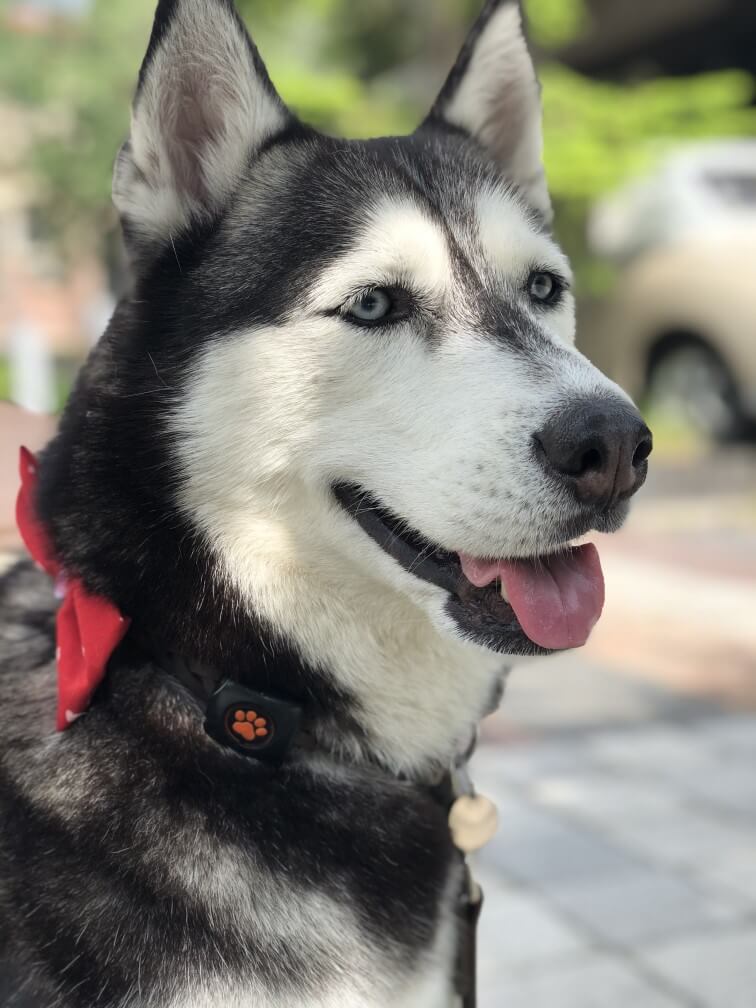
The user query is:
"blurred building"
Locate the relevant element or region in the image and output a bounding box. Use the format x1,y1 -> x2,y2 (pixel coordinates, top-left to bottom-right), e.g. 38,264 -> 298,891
0,101 -> 105,356
0,0 -> 107,400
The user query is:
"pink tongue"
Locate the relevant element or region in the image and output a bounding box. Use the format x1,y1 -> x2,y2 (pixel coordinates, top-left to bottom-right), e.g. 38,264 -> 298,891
458,544 -> 605,650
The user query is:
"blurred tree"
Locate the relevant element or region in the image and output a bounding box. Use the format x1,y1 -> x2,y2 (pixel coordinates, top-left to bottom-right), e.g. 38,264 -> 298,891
527,0 -> 586,46
0,0 -> 155,260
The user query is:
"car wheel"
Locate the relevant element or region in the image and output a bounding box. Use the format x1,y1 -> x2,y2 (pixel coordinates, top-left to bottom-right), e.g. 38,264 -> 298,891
646,341 -> 744,441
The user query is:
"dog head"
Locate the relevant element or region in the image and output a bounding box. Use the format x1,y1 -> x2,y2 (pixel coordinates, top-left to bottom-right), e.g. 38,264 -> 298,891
60,0 -> 651,670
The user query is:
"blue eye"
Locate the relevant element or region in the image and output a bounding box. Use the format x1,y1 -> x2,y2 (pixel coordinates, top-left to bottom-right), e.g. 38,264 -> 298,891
528,271 -> 561,304
346,288 -> 393,324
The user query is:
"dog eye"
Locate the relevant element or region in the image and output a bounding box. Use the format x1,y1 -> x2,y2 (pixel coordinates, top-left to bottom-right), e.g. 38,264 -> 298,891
345,288 -> 393,325
527,271 -> 561,305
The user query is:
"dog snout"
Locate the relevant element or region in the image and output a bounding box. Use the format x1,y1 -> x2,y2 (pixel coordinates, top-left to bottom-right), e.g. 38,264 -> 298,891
534,398 -> 652,508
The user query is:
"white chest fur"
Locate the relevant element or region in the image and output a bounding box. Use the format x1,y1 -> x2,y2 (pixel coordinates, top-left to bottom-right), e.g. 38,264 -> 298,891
169,925 -> 456,1008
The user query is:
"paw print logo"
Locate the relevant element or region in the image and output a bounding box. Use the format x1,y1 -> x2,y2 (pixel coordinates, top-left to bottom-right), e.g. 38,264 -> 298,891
228,708 -> 271,745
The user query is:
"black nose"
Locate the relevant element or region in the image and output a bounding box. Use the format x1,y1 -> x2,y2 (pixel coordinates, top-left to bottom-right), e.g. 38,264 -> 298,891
535,398 -> 652,508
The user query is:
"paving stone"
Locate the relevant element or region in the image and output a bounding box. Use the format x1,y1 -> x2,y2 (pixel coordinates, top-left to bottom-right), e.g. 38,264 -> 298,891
701,850 -> 756,904
473,707 -> 756,1003
475,873 -> 588,976
693,715 -> 756,756
479,954 -> 684,1008
473,739 -> 595,787
478,796 -> 641,886
548,867 -> 744,945
643,928 -> 756,1008
668,762 -> 756,820
495,654 -> 690,730
529,769 -> 686,827
588,725 -> 712,776
609,809 -> 756,877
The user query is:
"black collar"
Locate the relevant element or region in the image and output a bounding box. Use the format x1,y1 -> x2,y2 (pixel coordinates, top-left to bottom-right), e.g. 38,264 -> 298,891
147,644 -> 460,801
145,646 -> 309,765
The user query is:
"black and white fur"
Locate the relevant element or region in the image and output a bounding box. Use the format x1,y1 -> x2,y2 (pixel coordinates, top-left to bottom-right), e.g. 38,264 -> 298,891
0,1 -> 645,1005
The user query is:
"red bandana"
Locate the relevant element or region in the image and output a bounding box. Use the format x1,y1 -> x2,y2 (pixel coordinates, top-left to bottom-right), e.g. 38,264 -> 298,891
15,447 -> 131,730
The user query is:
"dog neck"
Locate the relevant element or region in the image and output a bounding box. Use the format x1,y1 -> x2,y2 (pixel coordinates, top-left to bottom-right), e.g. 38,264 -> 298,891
118,522 -> 506,778
190,498 -> 508,777
132,634 -> 481,794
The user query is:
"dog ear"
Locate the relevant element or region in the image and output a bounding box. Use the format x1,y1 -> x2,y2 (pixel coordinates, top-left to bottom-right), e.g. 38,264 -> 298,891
423,0 -> 551,222
113,0 -> 291,264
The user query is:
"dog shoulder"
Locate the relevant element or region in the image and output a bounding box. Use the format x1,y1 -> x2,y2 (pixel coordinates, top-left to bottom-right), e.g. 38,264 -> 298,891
0,560 -> 57,743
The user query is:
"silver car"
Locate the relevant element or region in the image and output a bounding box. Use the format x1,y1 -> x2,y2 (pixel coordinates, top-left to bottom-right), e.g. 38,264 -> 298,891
580,141 -> 756,439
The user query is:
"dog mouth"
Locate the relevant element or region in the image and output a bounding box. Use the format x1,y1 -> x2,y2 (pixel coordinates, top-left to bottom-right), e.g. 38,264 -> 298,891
333,483 -> 605,656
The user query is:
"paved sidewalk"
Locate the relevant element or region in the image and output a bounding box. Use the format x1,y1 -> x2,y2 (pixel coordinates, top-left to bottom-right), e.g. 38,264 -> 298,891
473,657 -> 756,1008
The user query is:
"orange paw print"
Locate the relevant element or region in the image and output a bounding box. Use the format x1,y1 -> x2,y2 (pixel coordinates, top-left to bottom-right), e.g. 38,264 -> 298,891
230,709 -> 270,742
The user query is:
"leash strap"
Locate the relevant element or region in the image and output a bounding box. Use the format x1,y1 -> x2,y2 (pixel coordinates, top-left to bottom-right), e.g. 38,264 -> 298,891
455,863 -> 483,1008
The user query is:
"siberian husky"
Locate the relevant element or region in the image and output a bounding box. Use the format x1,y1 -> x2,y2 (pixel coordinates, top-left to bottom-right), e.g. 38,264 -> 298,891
0,0 -> 651,1005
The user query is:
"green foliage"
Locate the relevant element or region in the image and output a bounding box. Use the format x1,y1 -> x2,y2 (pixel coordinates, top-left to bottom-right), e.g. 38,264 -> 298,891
0,0 -> 155,250
525,0 -> 586,46
541,64 -> 756,202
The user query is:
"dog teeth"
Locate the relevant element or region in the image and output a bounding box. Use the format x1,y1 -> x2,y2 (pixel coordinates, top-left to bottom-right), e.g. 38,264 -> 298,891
499,580 -> 509,603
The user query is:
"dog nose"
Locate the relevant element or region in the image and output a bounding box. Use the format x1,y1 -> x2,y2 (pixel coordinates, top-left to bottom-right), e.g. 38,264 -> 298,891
535,399 -> 652,508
